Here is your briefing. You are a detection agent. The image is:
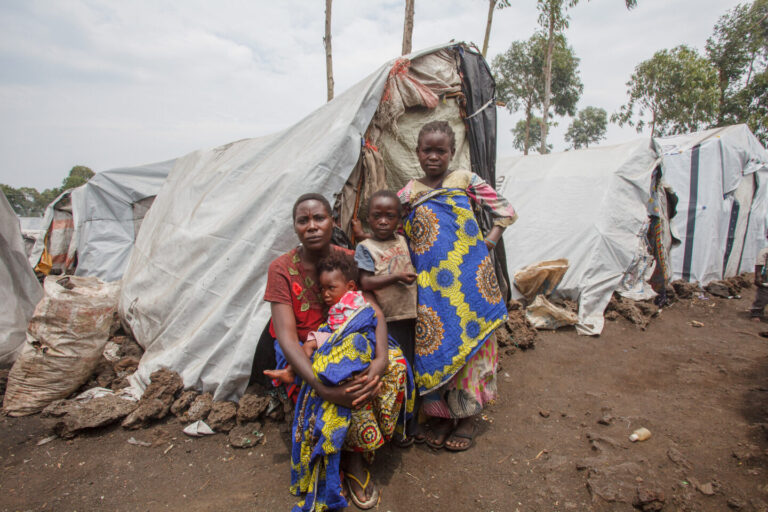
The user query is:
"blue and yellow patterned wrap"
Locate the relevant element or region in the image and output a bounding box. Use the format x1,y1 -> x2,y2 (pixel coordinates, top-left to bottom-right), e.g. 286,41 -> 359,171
289,303 -> 414,512
404,188 -> 508,394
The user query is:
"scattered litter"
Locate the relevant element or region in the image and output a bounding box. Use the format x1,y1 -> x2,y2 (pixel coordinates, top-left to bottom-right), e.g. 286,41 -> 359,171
526,295 -> 578,330
629,427 -> 652,442
689,320 -> 704,328
74,387 -> 114,402
183,420 -> 215,437
127,437 -> 152,447
163,444 -> 175,454
36,435 -> 57,446
102,341 -> 122,362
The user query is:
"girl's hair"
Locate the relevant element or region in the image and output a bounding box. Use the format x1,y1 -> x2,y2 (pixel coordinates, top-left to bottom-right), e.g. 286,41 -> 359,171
369,189 -> 402,214
292,193 -> 332,221
417,120 -> 456,152
317,252 -> 359,282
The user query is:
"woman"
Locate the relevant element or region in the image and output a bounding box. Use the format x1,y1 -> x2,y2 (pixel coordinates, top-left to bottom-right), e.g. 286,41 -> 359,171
265,193 -> 411,511
398,121 -> 517,452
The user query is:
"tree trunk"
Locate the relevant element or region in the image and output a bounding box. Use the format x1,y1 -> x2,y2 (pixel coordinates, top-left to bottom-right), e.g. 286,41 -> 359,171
524,107 -> 532,155
402,0 -> 415,55
324,0 -> 334,102
540,13 -> 555,154
482,0 -> 497,58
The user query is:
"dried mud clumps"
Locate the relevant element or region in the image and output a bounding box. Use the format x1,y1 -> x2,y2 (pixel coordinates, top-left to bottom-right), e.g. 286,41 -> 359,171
604,295 -> 659,330
122,368 -> 184,429
671,280 -> 701,300
496,300 -> 538,353
207,401 -> 237,432
50,395 -> 139,438
182,393 -> 213,423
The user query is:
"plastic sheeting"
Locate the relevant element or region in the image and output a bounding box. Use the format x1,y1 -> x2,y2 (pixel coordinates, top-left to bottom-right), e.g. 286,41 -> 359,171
497,138 -> 661,335
659,125 -> 768,284
0,193 -> 43,365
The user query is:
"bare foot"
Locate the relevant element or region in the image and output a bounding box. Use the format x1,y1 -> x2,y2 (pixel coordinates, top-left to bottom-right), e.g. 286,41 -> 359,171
263,368 -> 295,385
445,417 -> 477,451
425,418 -> 453,449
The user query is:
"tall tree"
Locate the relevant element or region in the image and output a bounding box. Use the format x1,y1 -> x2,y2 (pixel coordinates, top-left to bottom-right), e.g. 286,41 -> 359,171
511,117 -> 551,153
324,0 -> 334,102
402,0 -> 415,55
565,106 -> 608,149
706,0 -> 768,141
493,32 -> 582,154
612,45 -> 720,136
536,0 -> 638,153
481,0 -> 511,58
61,165 -> 94,190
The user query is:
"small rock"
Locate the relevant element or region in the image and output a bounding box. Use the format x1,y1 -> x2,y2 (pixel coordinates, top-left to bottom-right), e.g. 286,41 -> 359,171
727,496 -> 747,510
54,395 -> 138,438
171,390 -> 198,417
237,394 -> 270,424
597,407 -> 613,426
228,422 -> 264,448
207,401 -> 237,432
539,409 -> 550,418
667,447 -> 693,470
689,320 -> 704,328
183,393 -> 213,422
634,484 -> 665,512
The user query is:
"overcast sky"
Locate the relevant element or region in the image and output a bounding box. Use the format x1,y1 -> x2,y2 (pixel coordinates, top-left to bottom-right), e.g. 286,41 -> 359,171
0,0 -> 743,190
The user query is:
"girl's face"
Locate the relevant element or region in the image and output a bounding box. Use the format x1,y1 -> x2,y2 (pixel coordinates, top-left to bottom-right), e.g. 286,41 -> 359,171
319,269 -> 356,306
293,200 -> 333,251
417,131 -> 455,179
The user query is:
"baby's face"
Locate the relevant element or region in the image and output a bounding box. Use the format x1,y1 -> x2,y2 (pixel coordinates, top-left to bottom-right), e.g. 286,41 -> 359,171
319,269 -> 354,306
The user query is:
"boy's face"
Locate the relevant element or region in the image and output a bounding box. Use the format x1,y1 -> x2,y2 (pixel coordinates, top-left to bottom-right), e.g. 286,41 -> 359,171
368,196 -> 400,241
319,269 -> 356,306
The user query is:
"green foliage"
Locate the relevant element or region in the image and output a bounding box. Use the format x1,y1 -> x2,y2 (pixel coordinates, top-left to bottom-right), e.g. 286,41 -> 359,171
706,0 -> 768,144
612,45 -> 720,137
511,117 -> 552,154
565,106 -> 608,149
493,32 -> 582,154
1,165 -> 93,217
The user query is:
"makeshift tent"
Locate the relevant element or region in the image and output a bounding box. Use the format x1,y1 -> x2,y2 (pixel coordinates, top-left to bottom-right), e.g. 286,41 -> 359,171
0,192 -> 43,365
496,138 -> 672,336
35,160 -> 174,282
658,125 -> 768,284
119,43 -> 501,401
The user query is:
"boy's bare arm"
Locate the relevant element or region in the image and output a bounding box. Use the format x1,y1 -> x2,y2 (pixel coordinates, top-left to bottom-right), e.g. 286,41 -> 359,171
359,269 -> 417,290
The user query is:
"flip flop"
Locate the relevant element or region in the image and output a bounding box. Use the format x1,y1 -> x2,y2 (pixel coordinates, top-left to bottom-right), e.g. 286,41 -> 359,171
345,468 -> 379,510
392,434 -> 415,448
444,424 -> 476,452
424,420 -> 452,450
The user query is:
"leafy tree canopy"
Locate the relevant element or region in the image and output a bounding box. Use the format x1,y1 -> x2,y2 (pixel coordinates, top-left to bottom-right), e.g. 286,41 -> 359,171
1,165 -> 93,217
565,106 -> 608,149
511,117 -> 552,154
612,45 -> 719,137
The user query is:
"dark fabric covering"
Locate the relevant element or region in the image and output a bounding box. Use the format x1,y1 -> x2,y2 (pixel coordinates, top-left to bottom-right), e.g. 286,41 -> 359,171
457,45 -> 511,301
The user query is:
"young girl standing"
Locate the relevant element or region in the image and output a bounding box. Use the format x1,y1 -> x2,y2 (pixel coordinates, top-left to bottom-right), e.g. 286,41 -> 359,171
398,120 -> 517,451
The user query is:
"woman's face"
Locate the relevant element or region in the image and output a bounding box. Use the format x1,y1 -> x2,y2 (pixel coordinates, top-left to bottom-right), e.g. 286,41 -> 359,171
293,199 -> 333,251
417,131 -> 455,179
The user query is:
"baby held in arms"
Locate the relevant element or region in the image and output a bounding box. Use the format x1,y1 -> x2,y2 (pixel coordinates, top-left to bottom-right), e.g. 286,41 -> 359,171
264,253 -> 367,385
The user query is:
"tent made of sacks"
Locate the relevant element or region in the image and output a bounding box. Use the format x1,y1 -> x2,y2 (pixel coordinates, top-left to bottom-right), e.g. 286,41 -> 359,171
118,43 -> 502,401
0,192 -> 43,365
658,125 -> 768,284
35,160 -> 174,282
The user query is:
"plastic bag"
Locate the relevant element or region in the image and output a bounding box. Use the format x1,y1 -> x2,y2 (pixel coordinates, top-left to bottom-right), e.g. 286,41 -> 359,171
3,276 -> 120,416
525,295 -> 578,330
513,259 -> 569,302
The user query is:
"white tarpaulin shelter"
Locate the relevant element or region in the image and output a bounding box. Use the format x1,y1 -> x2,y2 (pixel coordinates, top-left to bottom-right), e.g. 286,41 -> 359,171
119,43 -> 500,400
0,192 -> 43,365
497,138 -> 663,336
36,160 -> 173,281
659,125 -> 768,284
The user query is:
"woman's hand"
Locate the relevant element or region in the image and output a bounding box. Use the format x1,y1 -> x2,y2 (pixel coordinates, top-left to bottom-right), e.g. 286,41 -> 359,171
318,373 -> 382,409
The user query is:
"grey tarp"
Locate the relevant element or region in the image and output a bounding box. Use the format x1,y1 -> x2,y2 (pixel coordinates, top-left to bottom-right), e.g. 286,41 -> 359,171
0,192 -> 43,365
496,138 -> 662,335
659,125 -> 768,284
119,46 -> 476,401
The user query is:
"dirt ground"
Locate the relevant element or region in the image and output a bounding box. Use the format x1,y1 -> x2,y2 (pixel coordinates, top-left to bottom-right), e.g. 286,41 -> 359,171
2,292 -> 767,512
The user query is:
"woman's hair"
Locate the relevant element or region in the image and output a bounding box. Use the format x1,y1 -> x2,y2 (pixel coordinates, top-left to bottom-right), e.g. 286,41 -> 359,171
292,193 -> 332,221
317,252 -> 359,283
417,120 -> 456,152
369,189 -> 402,214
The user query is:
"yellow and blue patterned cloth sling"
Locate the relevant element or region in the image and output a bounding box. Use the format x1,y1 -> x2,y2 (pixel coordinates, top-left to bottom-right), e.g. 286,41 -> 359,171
289,304 -> 414,512
404,188 -> 508,394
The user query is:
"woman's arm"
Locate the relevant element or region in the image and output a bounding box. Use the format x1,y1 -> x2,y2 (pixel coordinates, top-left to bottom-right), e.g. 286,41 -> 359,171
272,302 -> 375,408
